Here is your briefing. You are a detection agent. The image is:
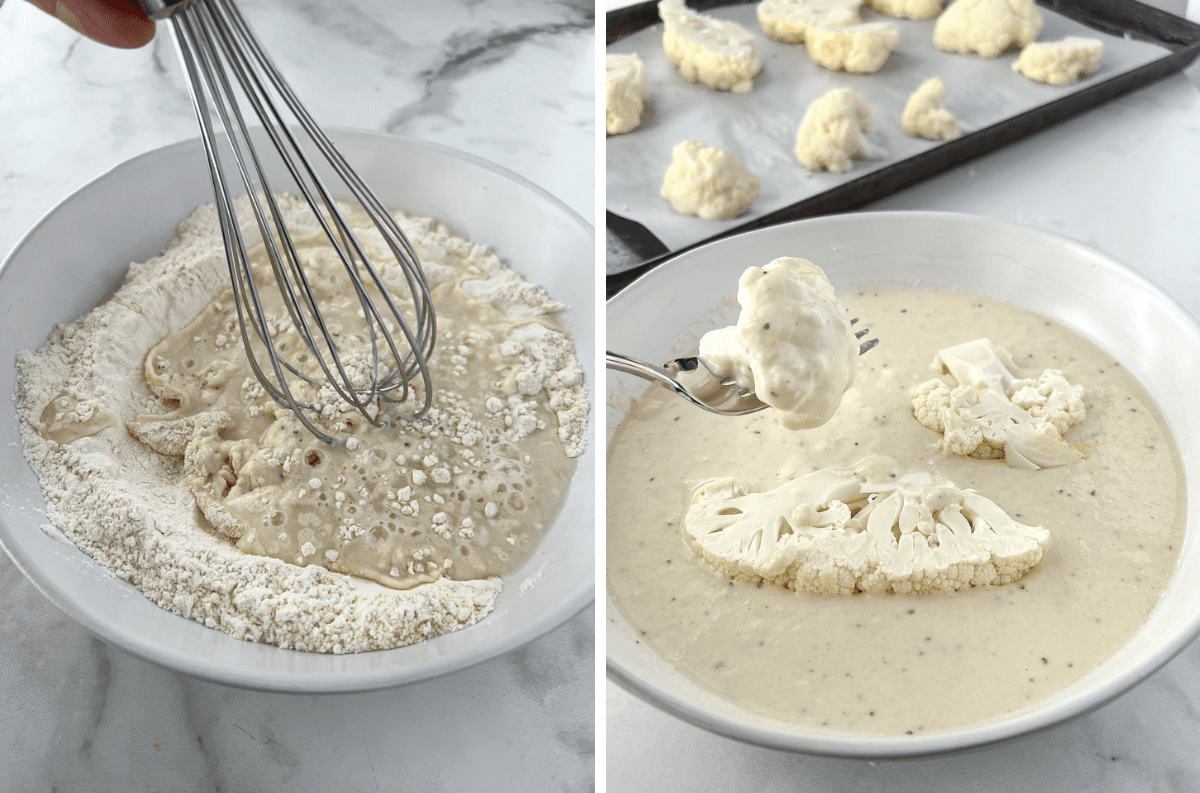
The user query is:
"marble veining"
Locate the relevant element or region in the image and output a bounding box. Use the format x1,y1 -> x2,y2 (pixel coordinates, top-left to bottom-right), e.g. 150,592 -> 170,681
0,1 -> 594,790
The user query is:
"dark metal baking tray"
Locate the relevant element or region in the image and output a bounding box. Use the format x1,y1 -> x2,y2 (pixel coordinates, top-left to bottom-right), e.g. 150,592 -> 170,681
606,0 -> 1200,296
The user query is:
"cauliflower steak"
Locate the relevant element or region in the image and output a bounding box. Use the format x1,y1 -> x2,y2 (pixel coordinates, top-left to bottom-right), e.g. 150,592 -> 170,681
684,457 -> 1050,595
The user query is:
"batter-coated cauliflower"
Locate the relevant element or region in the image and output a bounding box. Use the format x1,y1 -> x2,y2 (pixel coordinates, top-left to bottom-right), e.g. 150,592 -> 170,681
757,0 -> 862,43
684,456 -> 1050,595
911,338 -> 1088,469
902,77 -> 962,141
660,0 -> 763,93
1013,37 -> 1104,85
869,0 -> 943,20
660,140 -> 761,220
933,0 -> 1043,58
698,257 -> 858,429
805,22 -> 900,74
794,88 -> 887,174
606,53 -> 652,135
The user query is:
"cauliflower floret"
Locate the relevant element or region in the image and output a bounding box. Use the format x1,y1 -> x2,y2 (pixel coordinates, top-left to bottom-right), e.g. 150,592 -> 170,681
902,77 -> 962,141
757,0 -> 862,43
805,21 -> 900,74
660,0 -> 763,93
1013,37 -> 1104,86
794,88 -> 887,174
933,0 -> 1043,58
684,457 -> 1050,595
911,338 -> 1088,469
698,257 -> 858,429
606,53 -> 652,135
660,140 -> 761,221
909,378 -> 952,430
868,0 -> 943,20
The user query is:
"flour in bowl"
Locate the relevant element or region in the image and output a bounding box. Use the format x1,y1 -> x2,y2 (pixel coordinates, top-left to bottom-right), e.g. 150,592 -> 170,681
15,197 -> 587,654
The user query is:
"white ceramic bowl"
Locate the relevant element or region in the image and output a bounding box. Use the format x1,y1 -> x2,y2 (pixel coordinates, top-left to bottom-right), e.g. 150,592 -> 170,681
0,129 -> 594,692
606,211 -> 1200,757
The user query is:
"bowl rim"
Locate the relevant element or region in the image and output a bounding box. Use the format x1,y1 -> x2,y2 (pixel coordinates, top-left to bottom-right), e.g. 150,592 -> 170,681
0,128 -> 595,692
605,209 -> 1200,758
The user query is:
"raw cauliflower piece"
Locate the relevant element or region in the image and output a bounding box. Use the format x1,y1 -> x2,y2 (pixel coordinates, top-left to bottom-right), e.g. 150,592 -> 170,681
933,0 -> 1043,58
911,337 -> 1088,469
902,77 -> 962,141
660,0 -> 763,93
606,53 -> 652,135
794,88 -> 886,174
869,0 -> 943,20
1013,37 -> 1104,86
698,257 -> 858,429
757,0 -> 862,43
805,22 -> 900,74
660,140 -> 761,220
684,456 -> 1050,595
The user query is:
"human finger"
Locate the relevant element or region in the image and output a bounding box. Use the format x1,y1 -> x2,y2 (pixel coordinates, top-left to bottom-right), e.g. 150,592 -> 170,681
23,0 -> 156,49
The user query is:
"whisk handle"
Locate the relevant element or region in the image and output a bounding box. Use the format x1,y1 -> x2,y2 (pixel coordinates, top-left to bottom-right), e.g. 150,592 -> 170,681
139,0 -> 199,20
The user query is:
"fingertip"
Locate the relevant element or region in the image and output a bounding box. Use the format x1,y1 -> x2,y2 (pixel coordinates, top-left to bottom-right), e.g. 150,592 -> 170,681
52,0 -> 158,49
113,17 -> 157,49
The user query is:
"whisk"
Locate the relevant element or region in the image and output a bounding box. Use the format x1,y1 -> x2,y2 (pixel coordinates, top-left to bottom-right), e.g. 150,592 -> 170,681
141,0 -> 435,444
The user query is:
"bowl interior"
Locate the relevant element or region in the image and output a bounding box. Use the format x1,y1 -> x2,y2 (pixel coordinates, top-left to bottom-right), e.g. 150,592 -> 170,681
0,129 -> 594,692
606,211 -> 1200,757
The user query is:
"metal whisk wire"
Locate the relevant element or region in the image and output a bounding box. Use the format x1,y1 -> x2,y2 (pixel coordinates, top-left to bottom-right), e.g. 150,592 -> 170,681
143,0 -> 436,443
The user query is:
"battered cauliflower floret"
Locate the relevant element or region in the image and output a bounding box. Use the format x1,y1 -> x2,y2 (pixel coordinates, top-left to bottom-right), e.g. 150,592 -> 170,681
757,0 -> 862,43
660,0 -> 763,93
660,140 -> 761,220
868,0 -> 943,20
1013,37 -> 1104,85
698,257 -> 858,429
902,77 -> 962,141
794,88 -> 887,174
933,0 -> 1043,58
911,338 -> 1089,469
606,53 -> 652,135
805,21 -> 900,74
684,457 -> 1050,595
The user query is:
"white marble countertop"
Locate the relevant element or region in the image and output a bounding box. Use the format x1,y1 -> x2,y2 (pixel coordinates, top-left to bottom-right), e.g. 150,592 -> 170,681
605,1 -> 1200,790
0,1 -> 595,790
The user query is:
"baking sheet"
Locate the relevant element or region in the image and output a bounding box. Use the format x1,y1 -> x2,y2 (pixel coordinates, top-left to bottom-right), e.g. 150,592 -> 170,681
606,0 -> 1199,268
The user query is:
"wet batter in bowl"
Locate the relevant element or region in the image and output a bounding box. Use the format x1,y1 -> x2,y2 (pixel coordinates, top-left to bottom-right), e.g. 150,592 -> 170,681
607,288 -> 1183,734
17,196 -> 587,653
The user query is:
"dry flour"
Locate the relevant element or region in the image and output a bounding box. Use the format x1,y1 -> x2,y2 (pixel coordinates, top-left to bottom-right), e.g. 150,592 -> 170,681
15,199 -> 587,654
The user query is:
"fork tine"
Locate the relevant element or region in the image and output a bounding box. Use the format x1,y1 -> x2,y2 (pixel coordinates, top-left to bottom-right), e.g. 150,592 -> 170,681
854,326 -> 870,339
859,338 -> 880,355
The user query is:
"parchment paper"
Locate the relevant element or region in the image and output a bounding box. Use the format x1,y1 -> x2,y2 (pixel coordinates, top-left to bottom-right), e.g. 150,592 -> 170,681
606,2 -> 1170,251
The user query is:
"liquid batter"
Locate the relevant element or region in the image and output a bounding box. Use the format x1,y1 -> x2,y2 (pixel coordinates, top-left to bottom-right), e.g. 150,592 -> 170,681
607,288 -> 1184,735
128,204 -> 584,590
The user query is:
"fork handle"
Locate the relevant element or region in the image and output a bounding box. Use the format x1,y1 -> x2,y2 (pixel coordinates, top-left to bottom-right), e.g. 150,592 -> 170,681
605,351 -> 676,387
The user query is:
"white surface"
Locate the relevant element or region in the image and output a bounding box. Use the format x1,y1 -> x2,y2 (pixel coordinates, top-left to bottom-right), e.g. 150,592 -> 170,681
0,0 -> 594,789
606,3 -> 1167,251
607,211 -> 1200,757
0,131 -> 595,692
606,1 -> 1200,788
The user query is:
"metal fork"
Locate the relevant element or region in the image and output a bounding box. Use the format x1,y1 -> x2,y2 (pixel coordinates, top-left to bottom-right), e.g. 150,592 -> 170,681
606,322 -> 878,416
